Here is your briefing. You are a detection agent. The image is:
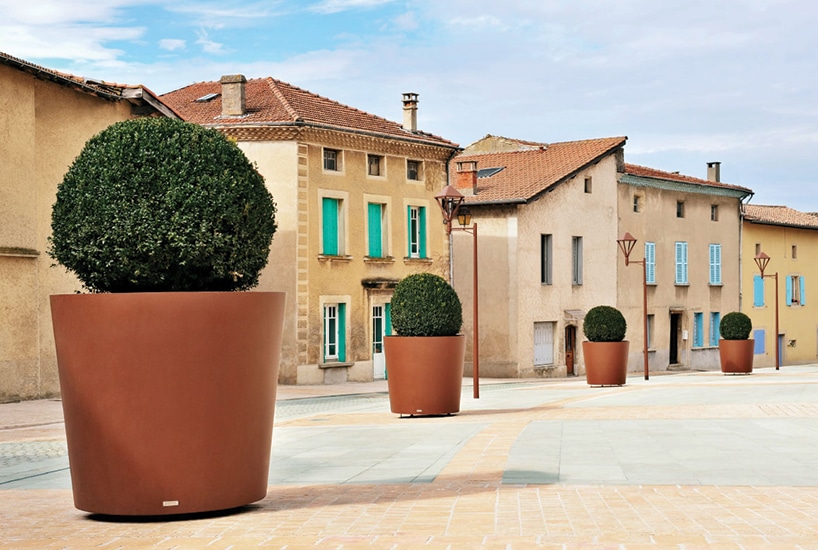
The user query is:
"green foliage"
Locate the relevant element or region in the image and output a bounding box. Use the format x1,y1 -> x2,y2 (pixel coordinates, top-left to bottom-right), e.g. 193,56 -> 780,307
48,118 -> 277,292
390,273 -> 463,337
583,305 -> 627,342
720,311 -> 752,340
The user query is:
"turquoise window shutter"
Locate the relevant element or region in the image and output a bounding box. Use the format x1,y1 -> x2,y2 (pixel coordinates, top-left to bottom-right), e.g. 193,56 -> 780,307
367,203 -> 382,257
753,275 -> 764,306
801,276 -> 806,305
322,198 -> 339,255
710,312 -> 720,346
385,303 -> 392,336
338,303 -> 346,362
419,206 -> 427,258
786,276 -> 793,306
693,312 -> 703,347
406,206 -> 412,256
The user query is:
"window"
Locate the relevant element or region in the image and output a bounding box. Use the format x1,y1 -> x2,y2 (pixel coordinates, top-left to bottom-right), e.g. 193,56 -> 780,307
584,177 -> 592,193
755,243 -> 761,256
407,206 -> 427,258
367,154 -> 383,176
711,204 -> 719,221
533,322 -> 555,365
676,201 -> 685,218
675,241 -> 688,284
367,203 -> 387,258
710,312 -> 721,346
645,242 -> 656,284
323,148 -> 342,171
572,236 -> 583,285
693,312 -> 704,348
321,197 -> 344,255
633,195 -> 642,213
792,245 -> 798,259
540,234 -> 553,285
753,275 -> 765,307
407,160 -> 423,181
709,244 -> 722,285
787,275 -> 806,306
323,303 -> 346,362
754,329 -> 766,354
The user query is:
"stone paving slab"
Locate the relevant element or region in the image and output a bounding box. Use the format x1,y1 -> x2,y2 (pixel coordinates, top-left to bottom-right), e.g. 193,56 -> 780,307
3,368 -> 818,547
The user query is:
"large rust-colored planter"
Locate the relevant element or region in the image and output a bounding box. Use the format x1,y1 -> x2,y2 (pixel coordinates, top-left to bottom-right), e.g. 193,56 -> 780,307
582,341 -> 629,386
719,339 -> 754,374
384,335 -> 465,416
50,291 -> 285,516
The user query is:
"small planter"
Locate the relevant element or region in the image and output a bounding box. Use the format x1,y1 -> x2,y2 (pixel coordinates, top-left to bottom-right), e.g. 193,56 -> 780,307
51,291 -> 285,516
582,341 -> 629,386
718,339 -> 754,374
384,335 -> 465,415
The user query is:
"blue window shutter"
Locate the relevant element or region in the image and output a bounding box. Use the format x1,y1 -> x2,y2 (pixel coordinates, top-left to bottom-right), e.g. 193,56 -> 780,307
367,203 -> 382,257
693,313 -> 703,347
683,242 -> 688,283
322,198 -> 339,255
338,303 -> 346,362
709,244 -> 721,284
715,245 -> 722,283
710,312 -> 720,346
801,276 -> 806,305
754,329 -> 765,354
419,206 -> 427,258
786,276 -> 793,306
645,242 -> 655,284
753,275 -> 764,306
675,242 -> 683,283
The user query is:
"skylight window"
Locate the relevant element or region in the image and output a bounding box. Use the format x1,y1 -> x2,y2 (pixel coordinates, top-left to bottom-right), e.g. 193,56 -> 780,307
477,167 -> 504,178
195,93 -> 220,103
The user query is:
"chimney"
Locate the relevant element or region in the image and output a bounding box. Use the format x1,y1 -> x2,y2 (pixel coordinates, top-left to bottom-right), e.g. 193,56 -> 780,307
707,161 -> 721,183
402,92 -> 418,132
455,160 -> 478,195
220,74 -> 247,117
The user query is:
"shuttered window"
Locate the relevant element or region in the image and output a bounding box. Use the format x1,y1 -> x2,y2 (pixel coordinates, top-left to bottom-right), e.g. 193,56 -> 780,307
675,241 -> 688,284
645,242 -> 656,284
753,275 -> 765,307
693,312 -> 704,348
533,322 -> 555,365
407,206 -> 427,258
367,203 -> 386,258
709,244 -> 722,285
710,312 -> 721,346
322,197 -> 342,255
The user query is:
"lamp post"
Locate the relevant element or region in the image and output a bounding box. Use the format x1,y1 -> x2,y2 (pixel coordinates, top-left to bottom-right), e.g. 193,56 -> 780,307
434,185 -> 480,399
754,252 -> 780,370
616,232 -> 650,380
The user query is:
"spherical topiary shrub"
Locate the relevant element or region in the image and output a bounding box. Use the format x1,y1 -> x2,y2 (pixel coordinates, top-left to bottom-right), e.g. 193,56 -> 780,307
583,305 -> 627,342
390,273 -> 463,337
49,117 -> 276,292
720,311 -> 752,340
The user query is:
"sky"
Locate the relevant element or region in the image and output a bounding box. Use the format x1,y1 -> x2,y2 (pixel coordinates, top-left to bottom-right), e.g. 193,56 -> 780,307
3,0 -> 818,210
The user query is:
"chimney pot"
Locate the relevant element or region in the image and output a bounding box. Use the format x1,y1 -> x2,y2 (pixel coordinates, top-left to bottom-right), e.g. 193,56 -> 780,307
220,74 -> 247,117
707,161 -> 721,183
455,160 -> 478,195
402,92 -> 418,132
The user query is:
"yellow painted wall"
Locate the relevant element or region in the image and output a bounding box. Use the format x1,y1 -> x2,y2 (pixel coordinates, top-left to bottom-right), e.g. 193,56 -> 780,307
0,64 -> 140,401
742,222 -> 818,367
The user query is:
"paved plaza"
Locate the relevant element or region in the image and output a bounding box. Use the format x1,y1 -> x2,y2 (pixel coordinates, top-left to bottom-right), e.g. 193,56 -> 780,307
3,367 -> 818,548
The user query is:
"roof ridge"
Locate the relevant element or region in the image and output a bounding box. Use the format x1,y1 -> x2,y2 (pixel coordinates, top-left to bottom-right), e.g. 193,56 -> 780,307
264,77 -> 300,122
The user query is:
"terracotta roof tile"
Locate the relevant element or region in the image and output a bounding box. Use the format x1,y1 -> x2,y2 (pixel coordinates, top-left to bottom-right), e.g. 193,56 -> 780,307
453,136 -> 627,203
744,204 -> 818,229
160,77 -> 457,147
625,163 -> 752,195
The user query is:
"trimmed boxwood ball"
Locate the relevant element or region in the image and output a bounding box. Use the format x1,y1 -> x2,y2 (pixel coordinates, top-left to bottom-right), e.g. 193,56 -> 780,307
583,305 -> 627,342
49,117 -> 277,292
720,311 -> 752,340
390,273 -> 463,337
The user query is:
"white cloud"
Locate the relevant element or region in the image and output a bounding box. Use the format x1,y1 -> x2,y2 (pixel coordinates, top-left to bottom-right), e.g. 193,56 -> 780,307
310,0 -> 395,15
159,38 -> 186,51
195,29 -> 227,54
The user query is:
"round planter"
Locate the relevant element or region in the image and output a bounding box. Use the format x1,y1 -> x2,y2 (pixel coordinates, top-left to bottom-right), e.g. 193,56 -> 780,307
582,341 -> 629,386
50,291 -> 285,516
384,335 -> 465,416
719,339 -> 754,374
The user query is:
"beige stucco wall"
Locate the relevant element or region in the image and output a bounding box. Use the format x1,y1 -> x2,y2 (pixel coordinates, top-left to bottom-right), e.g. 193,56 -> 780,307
617,184 -> 742,372
0,64 -> 139,402
742,222 -> 818,367
453,154 -> 621,378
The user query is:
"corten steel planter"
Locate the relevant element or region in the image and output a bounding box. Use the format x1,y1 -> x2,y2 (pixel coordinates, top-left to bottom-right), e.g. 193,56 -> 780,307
384,335 -> 465,416
50,291 -> 285,516
719,339 -> 755,374
582,341 -> 630,386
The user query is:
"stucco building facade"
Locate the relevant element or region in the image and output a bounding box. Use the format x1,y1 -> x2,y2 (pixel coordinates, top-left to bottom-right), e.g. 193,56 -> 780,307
742,205 -> 818,368
162,78 -> 459,384
0,52 -> 175,402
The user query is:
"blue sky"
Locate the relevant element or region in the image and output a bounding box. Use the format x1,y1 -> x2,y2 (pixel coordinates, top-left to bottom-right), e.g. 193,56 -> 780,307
3,0 -> 818,211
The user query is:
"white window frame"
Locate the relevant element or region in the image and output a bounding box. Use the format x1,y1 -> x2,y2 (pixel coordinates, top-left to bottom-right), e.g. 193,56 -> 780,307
572,236 -> 583,286
323,148 -> 343,173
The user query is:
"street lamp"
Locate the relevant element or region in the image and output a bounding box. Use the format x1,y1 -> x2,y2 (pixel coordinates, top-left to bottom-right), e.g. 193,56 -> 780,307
434,185 -> 480,399
616,232 -> 650,380
754,252 -> 779,370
